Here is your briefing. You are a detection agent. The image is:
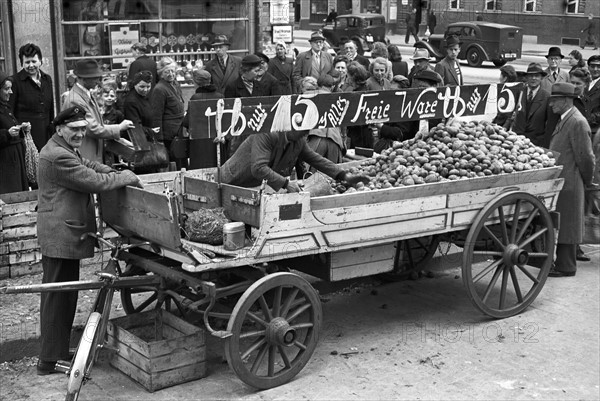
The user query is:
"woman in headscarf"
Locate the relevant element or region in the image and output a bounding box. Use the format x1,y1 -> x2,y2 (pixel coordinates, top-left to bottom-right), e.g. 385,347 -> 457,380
0,71 -> 29,194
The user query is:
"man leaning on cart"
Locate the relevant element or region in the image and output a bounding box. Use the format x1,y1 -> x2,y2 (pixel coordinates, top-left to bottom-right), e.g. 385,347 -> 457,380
220,129 -> 368,192
36,106 -> 144,375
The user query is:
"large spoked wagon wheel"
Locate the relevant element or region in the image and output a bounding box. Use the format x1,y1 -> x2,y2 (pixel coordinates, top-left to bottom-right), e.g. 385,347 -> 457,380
120,285 -> 187,317
462,192 -> 554,318
225,272 -> 322,389
66,312 -> 102,401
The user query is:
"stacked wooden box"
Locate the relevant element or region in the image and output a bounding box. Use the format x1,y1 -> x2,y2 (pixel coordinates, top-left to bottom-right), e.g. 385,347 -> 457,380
107,309 -> 207,392
0,191 -> 41,279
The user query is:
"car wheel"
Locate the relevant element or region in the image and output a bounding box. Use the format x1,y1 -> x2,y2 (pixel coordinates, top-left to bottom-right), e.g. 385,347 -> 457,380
466,47 -> 484,67
492,59 -> 507,67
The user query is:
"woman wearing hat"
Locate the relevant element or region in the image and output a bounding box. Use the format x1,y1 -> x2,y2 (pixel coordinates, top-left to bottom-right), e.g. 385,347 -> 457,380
547,82 -> 596,277
128,42 -> 158,88
151,57 -> 185,168
182,68 -> 223,130
0,71 -> 29,194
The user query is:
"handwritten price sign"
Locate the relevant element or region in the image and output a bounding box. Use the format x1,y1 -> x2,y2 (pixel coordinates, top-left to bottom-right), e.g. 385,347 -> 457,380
188,83 -> 522,140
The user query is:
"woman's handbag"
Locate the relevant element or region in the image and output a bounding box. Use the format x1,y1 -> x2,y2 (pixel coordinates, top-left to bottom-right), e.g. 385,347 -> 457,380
134,140 -> 169,170
23,130 -> 39,185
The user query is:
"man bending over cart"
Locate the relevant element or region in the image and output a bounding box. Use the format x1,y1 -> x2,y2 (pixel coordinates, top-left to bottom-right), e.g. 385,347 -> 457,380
220,130 -> 367,192
36,107 -> 143,375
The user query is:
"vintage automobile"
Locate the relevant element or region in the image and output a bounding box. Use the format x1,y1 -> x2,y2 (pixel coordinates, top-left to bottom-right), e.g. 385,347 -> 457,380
322,13 -> 388,55
418,21 -> 523,67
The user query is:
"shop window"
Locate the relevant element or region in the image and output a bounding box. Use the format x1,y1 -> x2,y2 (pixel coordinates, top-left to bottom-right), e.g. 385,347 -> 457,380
524,0 -> 536,12
449,0 -> 462,10
565,0 -> 580,14
486,0 -> 501,11
310,0 -> 328,23
60,0 -> 249,73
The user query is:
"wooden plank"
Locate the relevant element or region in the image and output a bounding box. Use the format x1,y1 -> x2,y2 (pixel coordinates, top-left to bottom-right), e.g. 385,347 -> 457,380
221,184 -> 261,227
2,226 -> 37,241
0,266 -> 9,280
148,361 -> 207,391
330,243 -> 395,269
0,243 -> 8,255
100,186 -> 181,249
2,213 -> 37,228
8,250 -> 42,265
161,309 -> 205,337
330,259 -> 394,281
147,330 -> 204,359
182,176 -> 221,210
148,346 -> 205,372
9,262 -> 42,278
0,190 -> 38,204
107,320 -> 151,357
8,239 -> 39,253
110,354 -> 154,391
1,201 -> 37,216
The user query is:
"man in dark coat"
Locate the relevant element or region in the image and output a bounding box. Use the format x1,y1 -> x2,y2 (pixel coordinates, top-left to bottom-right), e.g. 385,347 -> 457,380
127,42 -> 158,88
427,10 -> 437,35
268,41 -> 294,94
343,41 -> 370,70
512,62 -> 556,147
9,43 -> 55,151
220,130 -> 366,192
434,35 -> 463,86
405,8 -> 419,44
254,52 -> 286,96
547,83 -> 595,277
204,35 -> 242,94
36,106 -> 143,375
585,55 -> 600,133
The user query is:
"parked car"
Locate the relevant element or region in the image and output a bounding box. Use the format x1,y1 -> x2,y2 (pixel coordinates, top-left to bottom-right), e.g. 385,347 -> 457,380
418,21 -> 523,67
322,13 -> 388,55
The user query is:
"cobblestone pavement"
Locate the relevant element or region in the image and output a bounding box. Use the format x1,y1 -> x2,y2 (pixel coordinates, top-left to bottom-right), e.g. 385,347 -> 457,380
0,243 -> 598,400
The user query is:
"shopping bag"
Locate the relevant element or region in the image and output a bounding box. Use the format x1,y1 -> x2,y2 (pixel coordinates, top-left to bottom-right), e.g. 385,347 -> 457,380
23,131 -> 39,185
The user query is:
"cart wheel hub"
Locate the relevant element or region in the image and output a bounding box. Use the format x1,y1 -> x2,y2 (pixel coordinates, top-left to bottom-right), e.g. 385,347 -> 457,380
266,317 -> 296,346
504,244 -> 528,266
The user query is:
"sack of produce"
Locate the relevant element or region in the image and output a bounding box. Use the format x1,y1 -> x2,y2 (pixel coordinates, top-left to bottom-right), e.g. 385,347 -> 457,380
183,208 -> 229,245
302,172 -> 335,197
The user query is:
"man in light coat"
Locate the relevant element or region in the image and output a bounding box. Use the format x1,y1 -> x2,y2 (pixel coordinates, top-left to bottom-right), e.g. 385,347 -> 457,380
36,107 -> 143,375
547,83 -> 595,277
292,32 -> 333,93
62,59 -> 134,162
541,46 -> 570,93
204,35 -> 242,95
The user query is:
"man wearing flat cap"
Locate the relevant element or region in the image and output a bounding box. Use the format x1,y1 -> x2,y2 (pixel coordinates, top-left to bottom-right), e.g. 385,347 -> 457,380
292,31 -> 333,93
204,35 -> 242,94
128,42 -> 158,88
541,46 -> 570,93
547,83 -> 595,278
253,51 -> 286,96
35,106 -> 143,375
512,62 -> 557,147
62,59 -> 135,163
434,35 -> 463,86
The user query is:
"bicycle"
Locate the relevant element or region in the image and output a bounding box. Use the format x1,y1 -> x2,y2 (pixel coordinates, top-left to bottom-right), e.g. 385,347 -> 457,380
58,233 -> 163,400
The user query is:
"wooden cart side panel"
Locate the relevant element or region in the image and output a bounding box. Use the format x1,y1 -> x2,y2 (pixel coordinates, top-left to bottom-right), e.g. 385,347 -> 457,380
100,187 -> 181,249
182,176 -> 221,210
310,167 -> 562,211
221,184 -> 262,227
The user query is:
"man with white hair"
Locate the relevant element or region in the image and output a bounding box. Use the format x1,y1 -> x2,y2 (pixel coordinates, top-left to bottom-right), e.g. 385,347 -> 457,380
268,41 -> 294,94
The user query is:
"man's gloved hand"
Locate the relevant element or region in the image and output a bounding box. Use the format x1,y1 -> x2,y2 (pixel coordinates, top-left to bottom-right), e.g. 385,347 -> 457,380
338,171 -> 370,186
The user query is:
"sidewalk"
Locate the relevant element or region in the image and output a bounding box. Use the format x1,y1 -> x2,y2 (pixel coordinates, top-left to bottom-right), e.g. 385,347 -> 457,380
291,29 -> 599,59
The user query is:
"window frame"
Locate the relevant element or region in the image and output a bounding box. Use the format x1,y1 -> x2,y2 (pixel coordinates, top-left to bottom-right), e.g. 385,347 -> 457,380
565,0 -> 581,14
449,0 -> 462,10
523,0 -> 537,13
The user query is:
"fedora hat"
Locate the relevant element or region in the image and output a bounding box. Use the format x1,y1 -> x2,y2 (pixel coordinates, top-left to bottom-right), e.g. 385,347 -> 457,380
212,34 -> 230,47
74,59 -> 103,78
414,69 -> 443,84
524,62 -> 547,76
545,46 -> 564,59
411,48 -> 430,60
549,82 -> 577,98
445,35 -> 462,47
308,31 -> 326,42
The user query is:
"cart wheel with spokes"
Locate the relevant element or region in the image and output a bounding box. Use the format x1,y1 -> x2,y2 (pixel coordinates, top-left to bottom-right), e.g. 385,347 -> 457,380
225,272 -> 322,389
120,286 -> 186,317
65,312 -> 102,401
462,191 -> 554,318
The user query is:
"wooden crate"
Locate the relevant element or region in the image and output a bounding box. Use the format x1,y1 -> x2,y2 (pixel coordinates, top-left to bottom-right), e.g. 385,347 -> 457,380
107,309 -> 207,392
0,191 -> 42,278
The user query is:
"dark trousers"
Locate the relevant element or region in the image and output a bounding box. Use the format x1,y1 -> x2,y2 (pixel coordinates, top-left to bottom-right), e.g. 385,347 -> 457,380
555,243 -> 577,274
40,256 -> 80,362
405,26 -> 419,43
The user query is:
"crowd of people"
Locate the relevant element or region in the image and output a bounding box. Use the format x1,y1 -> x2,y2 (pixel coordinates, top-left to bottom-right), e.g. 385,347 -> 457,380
0,33 -> 599,376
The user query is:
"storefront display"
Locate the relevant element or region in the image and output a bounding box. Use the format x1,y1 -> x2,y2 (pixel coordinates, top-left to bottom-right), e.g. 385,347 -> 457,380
59,0 -> 252,73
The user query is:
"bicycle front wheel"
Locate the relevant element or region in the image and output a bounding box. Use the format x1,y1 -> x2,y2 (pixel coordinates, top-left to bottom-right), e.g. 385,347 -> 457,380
65,312 -> 102,401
